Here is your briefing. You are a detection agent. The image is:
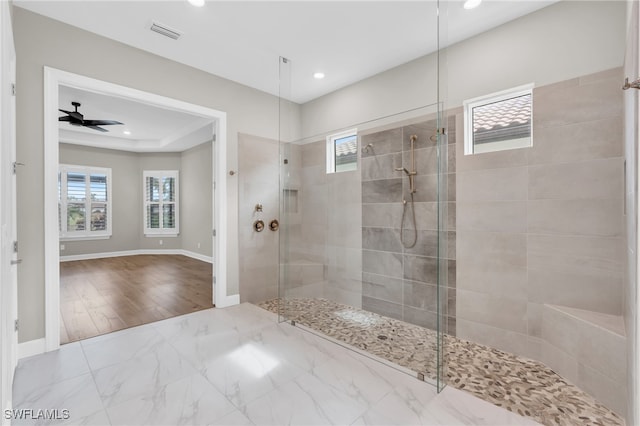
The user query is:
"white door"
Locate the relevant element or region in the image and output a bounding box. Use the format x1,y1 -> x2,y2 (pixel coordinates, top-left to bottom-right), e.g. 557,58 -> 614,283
0,0 -> 18,416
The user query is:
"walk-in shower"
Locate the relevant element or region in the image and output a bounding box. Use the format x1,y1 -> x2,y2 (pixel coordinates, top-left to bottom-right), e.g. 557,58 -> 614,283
273,47 -> 451,388
274,109 -> 451,391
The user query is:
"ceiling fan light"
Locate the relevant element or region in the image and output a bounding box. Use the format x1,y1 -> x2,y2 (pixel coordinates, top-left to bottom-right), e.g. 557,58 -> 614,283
188,0 -> 205,7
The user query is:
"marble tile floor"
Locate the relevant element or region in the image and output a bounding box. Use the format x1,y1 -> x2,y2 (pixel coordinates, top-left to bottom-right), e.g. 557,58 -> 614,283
12,303 -> 539,426
256,298 -> 623,426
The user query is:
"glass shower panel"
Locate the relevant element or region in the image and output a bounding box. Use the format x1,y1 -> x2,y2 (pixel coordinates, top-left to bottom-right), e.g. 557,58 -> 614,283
276,0 -> 448,390
436,0 -> 450,393
278,56 -> 292,323
279,104 -> 450,386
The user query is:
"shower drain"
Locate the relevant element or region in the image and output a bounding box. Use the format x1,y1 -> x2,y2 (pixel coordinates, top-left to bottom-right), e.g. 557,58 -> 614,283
377,335 -> 388,340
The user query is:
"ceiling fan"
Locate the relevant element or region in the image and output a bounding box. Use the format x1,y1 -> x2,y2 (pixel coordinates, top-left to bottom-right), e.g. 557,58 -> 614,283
58,101 -> 123,132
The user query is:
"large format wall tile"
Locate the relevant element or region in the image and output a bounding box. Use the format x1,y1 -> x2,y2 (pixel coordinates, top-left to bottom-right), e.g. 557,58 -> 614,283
362,273 -> 404,304
528,158 -> 623,200
533,75 -> 622,128
457,201 -> 527,233
360,116 -> 457,332
362,296 -> 403,321
403,306 -> 437,329
528,116 -> 623,165
528,267 -> 622,314
362,250 -> 403,278
362,203 -> 404,229
405,146 -> 438,176
457,289 -> 528,334
362,227 -> 402,253
406,174 -> 438,202
361,153 -> 403,181
527,198 -> 623,237
362,179 -> 403,203
361,128 -> 402,158
403,254 -> 438,284
457,167 -> 527,202
403,280 -> 438,311
455,318 -> 529,358
453,68 -> 625,417
527,234 -> 624,263
456,231 -> 527,298
402,122 -> 438,151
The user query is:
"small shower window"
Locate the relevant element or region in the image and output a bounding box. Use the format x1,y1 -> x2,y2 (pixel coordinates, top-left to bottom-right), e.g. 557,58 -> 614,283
463,84 -> 533,155
327,129 -> 358,173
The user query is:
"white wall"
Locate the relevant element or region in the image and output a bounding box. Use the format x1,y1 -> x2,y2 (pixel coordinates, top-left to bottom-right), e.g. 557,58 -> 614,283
59,143 -> 213,258
302,1 -> 626,139
181,142 -> 213,258
59,143 -> 142,256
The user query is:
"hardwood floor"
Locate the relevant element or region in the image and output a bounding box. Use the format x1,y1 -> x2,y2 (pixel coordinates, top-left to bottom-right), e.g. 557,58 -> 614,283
59,255 -> 213,344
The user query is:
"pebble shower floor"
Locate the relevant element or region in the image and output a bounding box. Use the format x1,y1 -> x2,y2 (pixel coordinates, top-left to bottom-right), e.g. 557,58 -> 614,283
257,298 -> 623,426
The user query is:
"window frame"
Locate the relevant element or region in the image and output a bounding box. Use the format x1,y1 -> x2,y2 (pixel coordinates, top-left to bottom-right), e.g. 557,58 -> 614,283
143,170 -> 180,237
58,164 -> 112,241
463,83 -> 534,155
326,128 -> 358,174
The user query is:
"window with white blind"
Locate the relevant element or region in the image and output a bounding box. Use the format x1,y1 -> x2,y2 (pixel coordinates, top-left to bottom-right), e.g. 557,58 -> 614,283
58,165 -> 112,240
143,170 -> 179,236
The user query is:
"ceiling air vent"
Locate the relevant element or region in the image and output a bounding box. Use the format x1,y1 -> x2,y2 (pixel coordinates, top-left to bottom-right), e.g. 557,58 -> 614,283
150,22 -> 181,40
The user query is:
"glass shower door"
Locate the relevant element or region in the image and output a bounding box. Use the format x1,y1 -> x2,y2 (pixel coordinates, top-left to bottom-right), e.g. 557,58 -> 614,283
276,0 -> 449,392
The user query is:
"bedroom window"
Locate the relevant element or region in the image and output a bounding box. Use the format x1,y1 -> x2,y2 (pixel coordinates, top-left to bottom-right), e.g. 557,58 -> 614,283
327,129 -> 358,173
464,84 -> 533,155
58,165 -> 112,240
144,170 -> 179,236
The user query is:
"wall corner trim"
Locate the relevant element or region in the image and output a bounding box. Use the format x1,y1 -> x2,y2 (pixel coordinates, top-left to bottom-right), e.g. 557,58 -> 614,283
17,338 -> 46,359
216,294 -> 240,308
60,249 -> 213,263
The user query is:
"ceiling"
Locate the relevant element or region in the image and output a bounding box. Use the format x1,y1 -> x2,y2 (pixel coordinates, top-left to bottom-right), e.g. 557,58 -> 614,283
14,0 -> 558,104
59,85 -> 214,152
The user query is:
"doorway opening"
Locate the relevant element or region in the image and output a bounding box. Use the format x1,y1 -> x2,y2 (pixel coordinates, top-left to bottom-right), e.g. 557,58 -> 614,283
44,68 -> 230,351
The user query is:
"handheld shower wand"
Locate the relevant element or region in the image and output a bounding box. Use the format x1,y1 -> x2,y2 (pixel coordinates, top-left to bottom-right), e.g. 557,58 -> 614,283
397,135 -> 418,248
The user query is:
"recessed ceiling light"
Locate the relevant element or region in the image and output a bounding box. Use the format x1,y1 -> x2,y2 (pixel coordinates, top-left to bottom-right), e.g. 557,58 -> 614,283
188,0 -> 205,7
313,72 -> 325,80
123,130 -> 131,135
463,0 -> 482,9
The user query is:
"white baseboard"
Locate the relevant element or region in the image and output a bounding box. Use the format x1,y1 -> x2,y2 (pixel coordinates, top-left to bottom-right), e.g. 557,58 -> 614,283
181,250 -> 213,264
18,338 -> 46,359
216,294 -> 240,308
60,249 -> 213,263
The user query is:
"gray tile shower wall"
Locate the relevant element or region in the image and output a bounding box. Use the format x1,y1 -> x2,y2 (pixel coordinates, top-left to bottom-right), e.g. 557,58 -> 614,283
238,133 -> 281,304
361,117 -> 457,333
455,67 -> 626,416
283,139 -> 362,307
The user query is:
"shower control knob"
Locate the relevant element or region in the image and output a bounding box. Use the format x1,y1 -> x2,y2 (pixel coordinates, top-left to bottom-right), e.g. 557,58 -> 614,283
253,220 -> 265,232
269,219 -> 279,231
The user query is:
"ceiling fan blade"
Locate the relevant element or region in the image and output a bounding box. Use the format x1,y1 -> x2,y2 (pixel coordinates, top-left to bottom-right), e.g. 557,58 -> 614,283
60,110 -> 84,121
84,125 -> 109,132
83,120 -> 123,126
58,116 -> 72,122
